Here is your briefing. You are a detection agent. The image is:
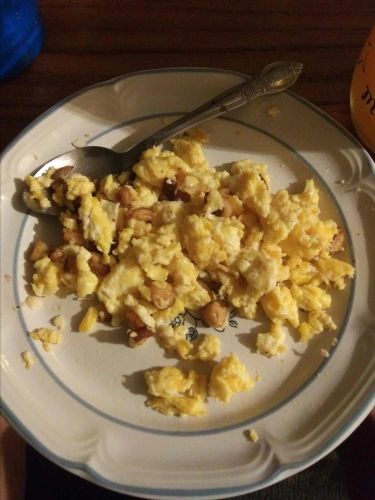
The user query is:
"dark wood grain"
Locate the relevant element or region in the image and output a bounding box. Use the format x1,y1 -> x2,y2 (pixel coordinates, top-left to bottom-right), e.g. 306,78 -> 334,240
1,1 -> 374,151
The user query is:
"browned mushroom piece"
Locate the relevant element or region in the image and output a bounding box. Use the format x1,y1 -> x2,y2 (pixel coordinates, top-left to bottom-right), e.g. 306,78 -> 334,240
124,310 -> 146,330
89,252 -> 111,277
127,326 -> 155,347
118,186 -> 132,207
200,300 -> 229,328
151,282 -> 176,310
128,208 -> 154,222
62,228 -> 85,245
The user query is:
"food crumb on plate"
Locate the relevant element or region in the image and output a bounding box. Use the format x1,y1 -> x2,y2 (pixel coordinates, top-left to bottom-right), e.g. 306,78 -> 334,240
52,314 -> 65,330
79,306 -> 100,332
320,348 -> 330,358
21,351 -> 35,369
266,105 -> 280,118
246,429 -> 259,442
71,138 -> 86,148
29,327 -> 62,352
4,274 -> 12,282
331,337 -> 338,346
24,296 -> 43,310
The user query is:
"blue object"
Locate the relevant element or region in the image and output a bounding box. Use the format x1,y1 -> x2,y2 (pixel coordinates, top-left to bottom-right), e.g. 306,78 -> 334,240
0,0 -> 44,82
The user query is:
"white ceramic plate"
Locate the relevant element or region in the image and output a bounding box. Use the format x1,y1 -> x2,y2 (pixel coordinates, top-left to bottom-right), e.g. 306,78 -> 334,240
1,68 -> 375,499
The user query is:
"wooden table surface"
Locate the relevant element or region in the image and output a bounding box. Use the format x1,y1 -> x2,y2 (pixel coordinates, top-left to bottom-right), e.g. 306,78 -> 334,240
1,2 -> 374,500
1,0 -> 375,152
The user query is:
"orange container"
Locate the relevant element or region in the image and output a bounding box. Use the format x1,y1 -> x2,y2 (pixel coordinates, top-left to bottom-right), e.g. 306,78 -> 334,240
350,24 -> 375,152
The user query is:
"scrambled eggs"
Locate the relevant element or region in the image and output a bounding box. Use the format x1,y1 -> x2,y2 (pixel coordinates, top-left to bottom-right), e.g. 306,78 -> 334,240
24,130 -> 355,416
144,352 -> 253,416
144,366 -> 207,417
29,327 -> 62,352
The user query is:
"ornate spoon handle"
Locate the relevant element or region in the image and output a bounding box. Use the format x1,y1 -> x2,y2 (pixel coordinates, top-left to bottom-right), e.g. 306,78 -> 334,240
127,61 -> 303,159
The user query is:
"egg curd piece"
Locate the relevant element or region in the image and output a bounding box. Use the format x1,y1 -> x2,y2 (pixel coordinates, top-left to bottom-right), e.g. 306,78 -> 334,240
30,327 -> 62,352
65,174 -> 95,201
220,276 -> 258,319
290,283 -> 332,311
115,227 -> 134,255
31,256 -> 60,297
78,194 -> 119,254
288,256 -> 319,286
261,284 -> 299,328
299,310 -> 337,342
316,256 -> 355,290
203,189 -> 224,215
98,174 -> 121,202
128,178 -> 159,209
60,211 -> 79,231
172,135 -> 209,169
280,218 -> 338,260
159,327 -> 221,361
171,252 -> 211,302
229,160 -> 271,218
179,168 -> 223,200
131,231 -> 181,281
133,147 -> 192,188
144,366 -> 207,417
183,214 -> 244,269
153,254 -> 211,328
232,246 -> 287,304
97,253 -> 145,317
158,325 -> 194,359
292,179 -> 320,213
261,189 -> 301,244
75,246 -> 99,298
124,293 -> 156,330
280,180 -> 338,259
256,321 -> 288,357
25,169 -> 54,208
79,305 -> 100,332
153,200 -> 186,227
209,353 -> 254,403
195,334 -> 221,361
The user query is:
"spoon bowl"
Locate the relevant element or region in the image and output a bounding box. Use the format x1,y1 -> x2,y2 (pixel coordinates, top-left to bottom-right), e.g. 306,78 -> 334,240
23,61 -> 303,216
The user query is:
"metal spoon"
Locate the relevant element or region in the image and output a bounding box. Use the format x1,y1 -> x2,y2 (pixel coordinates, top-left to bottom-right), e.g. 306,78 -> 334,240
23,61 -> 303,215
